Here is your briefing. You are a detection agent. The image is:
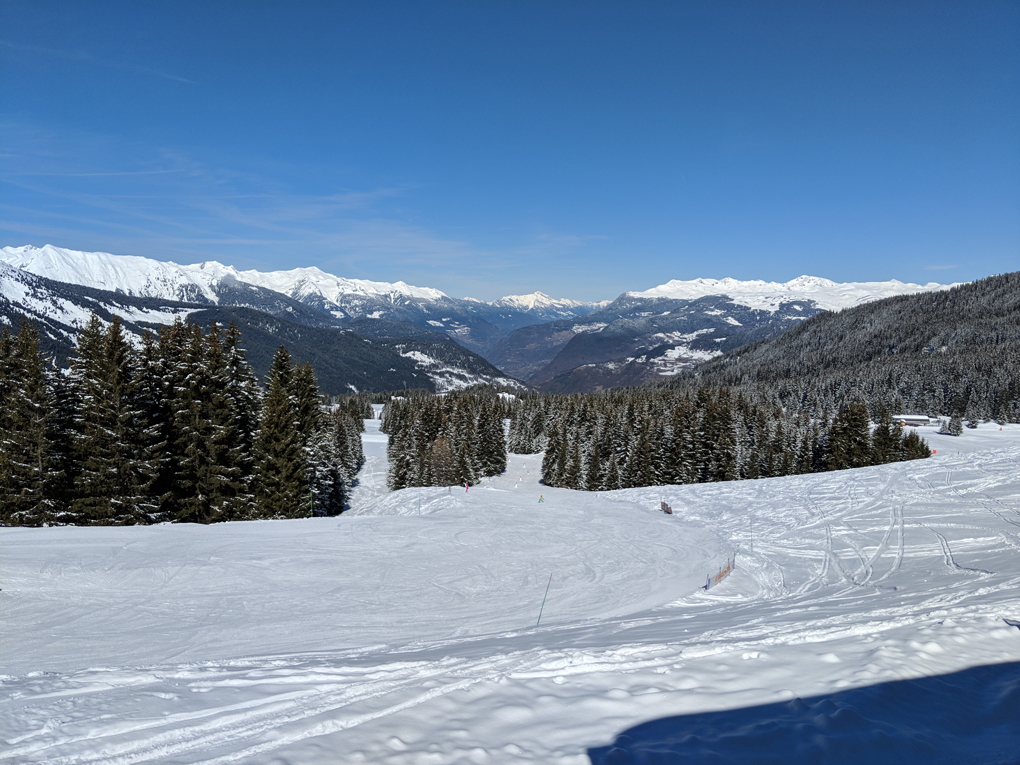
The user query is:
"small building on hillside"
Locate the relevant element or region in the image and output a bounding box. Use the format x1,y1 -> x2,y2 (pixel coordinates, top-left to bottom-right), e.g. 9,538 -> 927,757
893,414 -> 936,427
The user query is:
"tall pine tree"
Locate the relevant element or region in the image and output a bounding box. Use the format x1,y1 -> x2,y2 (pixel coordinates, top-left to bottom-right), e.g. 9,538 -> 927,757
252,346 -> 307,518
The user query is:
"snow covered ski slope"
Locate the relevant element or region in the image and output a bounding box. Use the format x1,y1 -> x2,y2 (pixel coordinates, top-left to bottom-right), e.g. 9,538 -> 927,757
2,421 -> 1020,763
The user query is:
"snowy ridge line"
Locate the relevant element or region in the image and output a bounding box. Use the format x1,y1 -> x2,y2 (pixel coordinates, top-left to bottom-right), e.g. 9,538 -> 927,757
0,245 -> 595,310
0,244 -> 449,303
488,291 -> 608,312
628,275 -> 958,313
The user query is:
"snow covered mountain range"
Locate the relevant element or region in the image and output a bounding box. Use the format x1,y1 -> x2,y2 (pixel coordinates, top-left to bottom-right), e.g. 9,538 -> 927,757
0,258 -> 523,394
1,244 -> 956,391
0,245 -> 605,353
490,274 -> 956,392
628,275 -> 952,312
0,245 -> 448,306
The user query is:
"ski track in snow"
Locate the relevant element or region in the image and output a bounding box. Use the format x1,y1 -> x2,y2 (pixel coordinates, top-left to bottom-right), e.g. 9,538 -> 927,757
3,423 -> 1020,763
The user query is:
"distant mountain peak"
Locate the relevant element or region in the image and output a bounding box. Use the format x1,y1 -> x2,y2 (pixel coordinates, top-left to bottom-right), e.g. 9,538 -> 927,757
489,291 -> 607,312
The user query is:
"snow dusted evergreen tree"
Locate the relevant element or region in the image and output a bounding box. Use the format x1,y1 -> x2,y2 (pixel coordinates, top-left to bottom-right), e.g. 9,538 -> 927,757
538,386 -> 930,491
199,323 -> 250,520
292,362 -> 321,443
163,322 -> 222,524
69,316 -> 158,524
299,365 -> 364,516
0,312 -> 363,527
327,407 -> 365,510
939,414 -> 964,436
384,389 -> 509,491
507,396 -> 547,454
541,419 -> 567,488
475,398 -> 507,478
0,323 -> 67,525
221,321 -> 261,514
871,408 -> 901,464
826,400 -> 872,471
252,346 -> 308,518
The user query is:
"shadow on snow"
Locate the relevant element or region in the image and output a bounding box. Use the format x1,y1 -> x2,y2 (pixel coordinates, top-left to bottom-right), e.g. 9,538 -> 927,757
588,660 -> 1020,765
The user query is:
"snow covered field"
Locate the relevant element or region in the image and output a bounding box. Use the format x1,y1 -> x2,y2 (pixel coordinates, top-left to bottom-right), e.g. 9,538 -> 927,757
3,419 -> 1020,763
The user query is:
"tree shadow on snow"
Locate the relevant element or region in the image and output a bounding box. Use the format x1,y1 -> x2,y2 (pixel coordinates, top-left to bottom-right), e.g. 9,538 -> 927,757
587,660 -> 1020,765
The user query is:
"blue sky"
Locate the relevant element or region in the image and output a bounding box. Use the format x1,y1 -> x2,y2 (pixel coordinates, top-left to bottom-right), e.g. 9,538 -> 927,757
1,1 -> 1017,301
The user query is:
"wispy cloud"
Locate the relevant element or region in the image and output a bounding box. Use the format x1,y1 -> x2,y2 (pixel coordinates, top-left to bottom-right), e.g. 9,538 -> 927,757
0,121 -> 608,297
0,39 -> 196,84
14,170 -> 189,178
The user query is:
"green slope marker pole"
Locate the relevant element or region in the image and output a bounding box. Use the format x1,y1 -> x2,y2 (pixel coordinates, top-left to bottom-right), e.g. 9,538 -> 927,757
309,489 -> 313,518
536,573 -> 553,627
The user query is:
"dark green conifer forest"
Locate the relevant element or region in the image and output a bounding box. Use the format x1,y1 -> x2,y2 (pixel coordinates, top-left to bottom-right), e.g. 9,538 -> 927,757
0,316 -> 367,526
382,384 -> 933,495
383,390 -> 509,490
536,389 -> 931,491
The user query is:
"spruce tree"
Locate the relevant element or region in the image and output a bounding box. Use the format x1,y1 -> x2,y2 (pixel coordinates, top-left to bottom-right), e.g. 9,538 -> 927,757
70,315 -> 157,524
901,430 -> 932,460
199,323 -> 249,520
252,346 -> 307,518
585,439 -> 602,491
451,397 -> 478,486
825,401 -> 872,471
541,421 -> 566,487
871,408 -> 901,464
939,414 -> 964,436
600,451 -> 621,490
476,398 -> 507,478
0,323 -> 62,525
134,330 -> 172,521
221,322 -> 261,516
0,328 -> 13,516
166,323 -> 220,524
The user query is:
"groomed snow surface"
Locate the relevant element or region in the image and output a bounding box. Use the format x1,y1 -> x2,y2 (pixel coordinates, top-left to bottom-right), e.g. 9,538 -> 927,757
3,420 -> 1020,764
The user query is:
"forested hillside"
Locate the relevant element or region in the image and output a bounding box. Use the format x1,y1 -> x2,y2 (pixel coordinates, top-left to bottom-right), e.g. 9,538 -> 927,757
185,307 -> 523,395
665,272 -> 1020,422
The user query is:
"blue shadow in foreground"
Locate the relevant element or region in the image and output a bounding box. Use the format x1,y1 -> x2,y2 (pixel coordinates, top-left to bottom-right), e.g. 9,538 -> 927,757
588,661 -> 1020,765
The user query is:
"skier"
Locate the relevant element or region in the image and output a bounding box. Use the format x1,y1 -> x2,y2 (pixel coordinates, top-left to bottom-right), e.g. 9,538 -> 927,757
538,495 -> 544,503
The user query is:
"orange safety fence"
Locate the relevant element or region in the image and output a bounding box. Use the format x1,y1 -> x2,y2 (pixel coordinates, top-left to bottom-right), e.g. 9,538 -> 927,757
703,554 -> 736,591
